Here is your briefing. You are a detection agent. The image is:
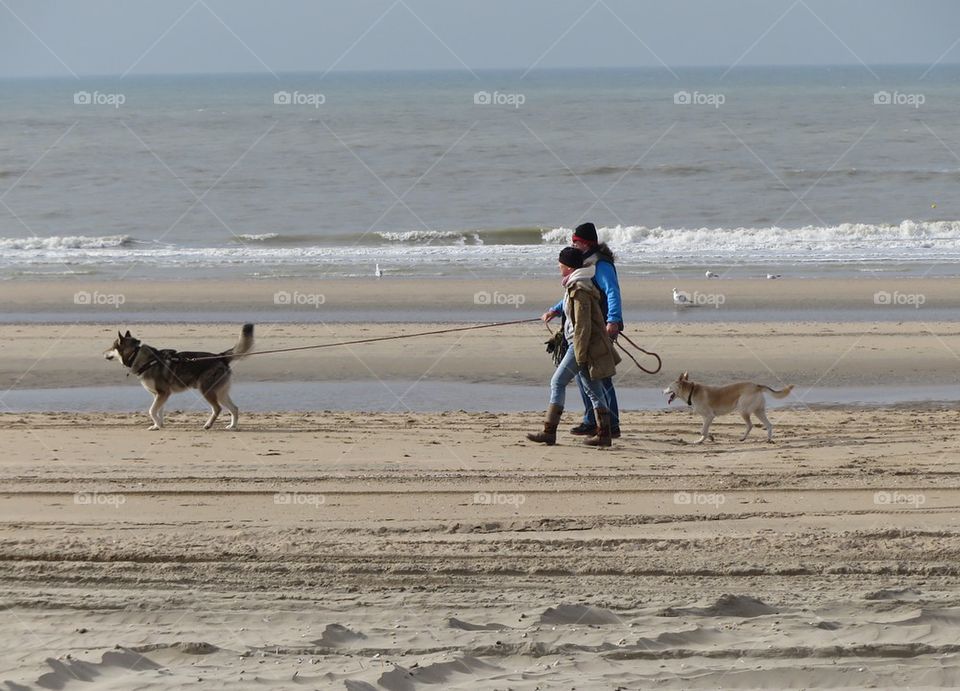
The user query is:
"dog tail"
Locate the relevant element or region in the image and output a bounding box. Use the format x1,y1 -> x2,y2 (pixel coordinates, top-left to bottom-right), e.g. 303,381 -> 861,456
220,323 -> 255,361
763,384 -> 793,399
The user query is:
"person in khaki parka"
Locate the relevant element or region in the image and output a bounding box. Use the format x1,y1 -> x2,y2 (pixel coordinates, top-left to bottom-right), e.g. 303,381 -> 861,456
527,247 -> 619,447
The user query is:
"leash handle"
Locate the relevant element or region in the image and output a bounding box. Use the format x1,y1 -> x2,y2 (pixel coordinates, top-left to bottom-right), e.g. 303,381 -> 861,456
615,332 -> 662,374
547,320 -> 662,375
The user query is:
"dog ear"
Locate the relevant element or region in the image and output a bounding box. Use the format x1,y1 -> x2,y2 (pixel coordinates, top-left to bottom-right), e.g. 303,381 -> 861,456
118,330 -> 123,340
680,371 -> 688,381
124,330 -> 132,338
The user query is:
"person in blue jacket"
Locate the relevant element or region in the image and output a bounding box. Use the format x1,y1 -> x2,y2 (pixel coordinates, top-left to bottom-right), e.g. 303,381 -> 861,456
541,222 -> 623,438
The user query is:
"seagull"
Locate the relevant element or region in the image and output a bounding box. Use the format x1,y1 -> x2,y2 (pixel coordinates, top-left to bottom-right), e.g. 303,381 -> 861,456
705,270 -> 719,279
672,288 -> 694,307
375,263 -> 383,278
766,273 -> 781,280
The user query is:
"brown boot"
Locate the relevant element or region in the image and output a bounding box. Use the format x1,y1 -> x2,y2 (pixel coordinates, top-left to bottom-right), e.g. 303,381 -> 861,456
584,408 -> 612,447
526,404 -> 563,445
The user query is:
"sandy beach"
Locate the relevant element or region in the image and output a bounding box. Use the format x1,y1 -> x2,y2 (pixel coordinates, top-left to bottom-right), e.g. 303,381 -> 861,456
0,280 -> 960,691
0,277 -> 958,687
1,406 -> 958,689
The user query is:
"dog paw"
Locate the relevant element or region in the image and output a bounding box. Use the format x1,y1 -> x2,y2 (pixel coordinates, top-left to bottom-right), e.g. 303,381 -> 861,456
225,424 -> 237,430
147,425 -> 160,431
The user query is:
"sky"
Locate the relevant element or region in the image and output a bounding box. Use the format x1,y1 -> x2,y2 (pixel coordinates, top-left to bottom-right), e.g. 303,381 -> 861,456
1,0 -> 959,78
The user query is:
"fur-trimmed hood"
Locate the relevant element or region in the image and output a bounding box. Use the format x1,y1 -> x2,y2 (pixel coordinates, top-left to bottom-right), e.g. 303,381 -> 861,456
584,243 -> 616,266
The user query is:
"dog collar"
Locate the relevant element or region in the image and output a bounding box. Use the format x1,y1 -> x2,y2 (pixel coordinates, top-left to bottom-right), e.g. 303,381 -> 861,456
125,345 -> 159,376
121,344 -> 141,369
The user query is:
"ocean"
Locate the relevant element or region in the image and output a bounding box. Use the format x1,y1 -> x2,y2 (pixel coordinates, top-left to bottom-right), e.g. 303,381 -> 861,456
2,65 -> 960,280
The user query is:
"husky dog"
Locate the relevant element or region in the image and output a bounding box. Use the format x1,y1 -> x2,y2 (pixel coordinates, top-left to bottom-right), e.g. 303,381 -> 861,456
105,324 -> 254,430
664,371 -> 793,444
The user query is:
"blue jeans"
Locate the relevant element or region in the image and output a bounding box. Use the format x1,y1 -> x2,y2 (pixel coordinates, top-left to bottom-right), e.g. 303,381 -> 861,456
550,347 -> 608,410
578,376 -> 619,427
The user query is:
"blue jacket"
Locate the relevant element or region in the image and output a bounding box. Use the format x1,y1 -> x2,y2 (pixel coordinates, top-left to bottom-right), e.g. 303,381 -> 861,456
551,255 -> 623,326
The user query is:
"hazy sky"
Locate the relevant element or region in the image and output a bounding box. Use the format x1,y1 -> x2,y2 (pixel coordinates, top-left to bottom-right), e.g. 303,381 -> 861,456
2,0 -> 959,78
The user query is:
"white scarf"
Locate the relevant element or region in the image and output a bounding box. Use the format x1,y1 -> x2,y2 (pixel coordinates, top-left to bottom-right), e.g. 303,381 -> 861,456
562,265 -> 596,341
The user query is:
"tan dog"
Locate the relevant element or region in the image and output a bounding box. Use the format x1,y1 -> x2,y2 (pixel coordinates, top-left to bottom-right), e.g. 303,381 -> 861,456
664,372 -> 793,444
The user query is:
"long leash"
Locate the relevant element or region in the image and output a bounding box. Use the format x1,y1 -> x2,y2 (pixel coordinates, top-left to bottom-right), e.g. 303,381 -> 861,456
185,317 -> 662,374
184,318 -> 543,362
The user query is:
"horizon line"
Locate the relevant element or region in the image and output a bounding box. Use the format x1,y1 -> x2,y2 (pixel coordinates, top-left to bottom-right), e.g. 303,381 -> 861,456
2,62 -> 959,81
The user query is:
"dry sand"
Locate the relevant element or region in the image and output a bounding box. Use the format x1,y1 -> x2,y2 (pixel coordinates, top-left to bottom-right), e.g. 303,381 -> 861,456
1,407 -> 959,689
